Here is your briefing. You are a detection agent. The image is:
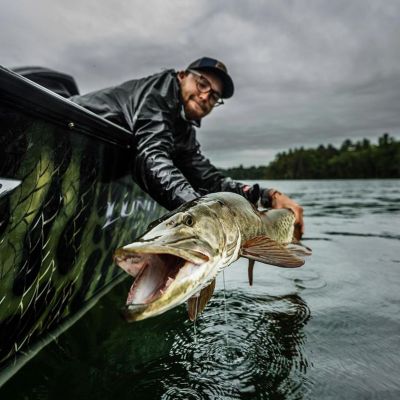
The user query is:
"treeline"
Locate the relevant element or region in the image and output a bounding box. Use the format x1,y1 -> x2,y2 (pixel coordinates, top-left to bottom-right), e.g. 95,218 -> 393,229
222,133 -> 400,179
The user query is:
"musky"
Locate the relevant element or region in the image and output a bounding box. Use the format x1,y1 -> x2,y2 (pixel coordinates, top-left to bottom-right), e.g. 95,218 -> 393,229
2,0 -> 400,167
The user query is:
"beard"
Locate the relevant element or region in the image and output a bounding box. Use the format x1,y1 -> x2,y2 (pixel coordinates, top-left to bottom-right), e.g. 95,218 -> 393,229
184,96 -> 210,120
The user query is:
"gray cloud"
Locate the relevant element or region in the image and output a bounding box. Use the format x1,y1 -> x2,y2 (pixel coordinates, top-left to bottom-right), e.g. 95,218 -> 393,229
1,0 -> 399,167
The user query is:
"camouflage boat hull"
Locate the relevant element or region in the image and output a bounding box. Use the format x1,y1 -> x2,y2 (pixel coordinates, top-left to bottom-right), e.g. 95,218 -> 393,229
0,67 -> 164,383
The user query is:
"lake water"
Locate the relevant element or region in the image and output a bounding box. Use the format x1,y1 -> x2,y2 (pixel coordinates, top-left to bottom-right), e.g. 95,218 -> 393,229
1,179 -> 400,400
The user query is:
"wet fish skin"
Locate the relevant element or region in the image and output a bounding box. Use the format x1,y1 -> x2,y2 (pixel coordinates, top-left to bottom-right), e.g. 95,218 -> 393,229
114,192 -> 310,321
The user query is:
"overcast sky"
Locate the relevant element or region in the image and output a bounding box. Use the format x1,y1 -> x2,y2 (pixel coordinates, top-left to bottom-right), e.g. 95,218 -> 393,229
1,0 -> 399,167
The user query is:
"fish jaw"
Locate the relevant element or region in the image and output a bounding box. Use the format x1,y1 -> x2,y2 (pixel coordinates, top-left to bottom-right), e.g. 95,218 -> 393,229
124,258 -> 219,321
114,237 -> 217,322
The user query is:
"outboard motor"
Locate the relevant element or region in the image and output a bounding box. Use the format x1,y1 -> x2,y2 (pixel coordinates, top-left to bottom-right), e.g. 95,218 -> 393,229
12,66 -> 79,98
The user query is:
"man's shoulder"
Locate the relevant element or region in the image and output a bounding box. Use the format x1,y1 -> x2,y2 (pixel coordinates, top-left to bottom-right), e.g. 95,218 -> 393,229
122,69 -> 177,90
147,68 -> 176,80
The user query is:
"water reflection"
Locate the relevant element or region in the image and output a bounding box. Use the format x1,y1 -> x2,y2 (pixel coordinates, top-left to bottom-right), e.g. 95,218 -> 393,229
125,291 -> 312,400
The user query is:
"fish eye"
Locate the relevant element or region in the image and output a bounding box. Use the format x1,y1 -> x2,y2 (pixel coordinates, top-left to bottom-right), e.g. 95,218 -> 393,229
183,214 -> 194,227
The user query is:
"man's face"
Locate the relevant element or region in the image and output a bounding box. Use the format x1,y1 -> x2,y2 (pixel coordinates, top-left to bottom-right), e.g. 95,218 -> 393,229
178,70 -> 223,120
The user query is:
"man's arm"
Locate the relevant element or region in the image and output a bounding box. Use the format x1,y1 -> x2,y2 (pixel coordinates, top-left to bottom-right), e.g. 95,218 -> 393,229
133,118 -> 201,210
177,136 -> 304,239
176,136 -> 263,204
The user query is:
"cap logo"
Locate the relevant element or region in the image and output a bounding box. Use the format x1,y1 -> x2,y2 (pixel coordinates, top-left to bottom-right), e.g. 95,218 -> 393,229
215,61 -> 227,72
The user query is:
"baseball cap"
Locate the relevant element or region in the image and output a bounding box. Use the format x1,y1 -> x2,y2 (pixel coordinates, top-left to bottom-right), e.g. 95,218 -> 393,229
187,57 -> 234,99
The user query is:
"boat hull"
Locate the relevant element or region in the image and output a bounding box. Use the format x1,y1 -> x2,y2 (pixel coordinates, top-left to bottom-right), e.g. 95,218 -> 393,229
0,67 -> 165,382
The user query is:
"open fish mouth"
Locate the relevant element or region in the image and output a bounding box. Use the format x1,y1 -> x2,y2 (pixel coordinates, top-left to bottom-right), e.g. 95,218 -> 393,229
114,245 -> 209,312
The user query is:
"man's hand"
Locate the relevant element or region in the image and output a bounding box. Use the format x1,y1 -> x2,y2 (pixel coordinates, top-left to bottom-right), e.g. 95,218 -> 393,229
268,189 -> 304,240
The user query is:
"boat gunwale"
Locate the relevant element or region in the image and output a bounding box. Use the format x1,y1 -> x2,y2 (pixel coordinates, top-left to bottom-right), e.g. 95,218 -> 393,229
0,65 -> 133,148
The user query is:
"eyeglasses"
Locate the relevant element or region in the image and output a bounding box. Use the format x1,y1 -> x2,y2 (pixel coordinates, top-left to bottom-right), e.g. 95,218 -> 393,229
188,69 -> 224,107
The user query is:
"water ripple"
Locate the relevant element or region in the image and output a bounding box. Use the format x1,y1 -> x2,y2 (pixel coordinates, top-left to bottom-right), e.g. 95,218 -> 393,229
159,291 -> 313,399
324,231 -> 400,240
279,269 -> 327,290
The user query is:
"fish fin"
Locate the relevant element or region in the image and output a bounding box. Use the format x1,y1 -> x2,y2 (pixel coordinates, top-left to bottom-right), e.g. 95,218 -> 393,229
187,279 -> 216,321
248,259 -> 255,286
241,236 -> 306,268
286,243 -> 312,257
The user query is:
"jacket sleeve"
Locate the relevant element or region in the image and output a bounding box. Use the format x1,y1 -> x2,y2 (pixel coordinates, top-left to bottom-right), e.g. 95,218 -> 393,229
176,133 -> 263,204
131,90 -> 201,211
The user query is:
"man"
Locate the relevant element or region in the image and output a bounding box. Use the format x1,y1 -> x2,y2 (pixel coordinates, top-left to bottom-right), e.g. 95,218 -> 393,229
70,57 -> 304,238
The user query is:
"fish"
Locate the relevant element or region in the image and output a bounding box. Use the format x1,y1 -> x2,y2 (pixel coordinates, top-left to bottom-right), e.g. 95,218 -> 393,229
114,192 -> 311,322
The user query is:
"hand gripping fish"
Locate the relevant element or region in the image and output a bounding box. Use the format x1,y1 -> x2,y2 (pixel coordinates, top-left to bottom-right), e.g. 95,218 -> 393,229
114,192 -> 311,321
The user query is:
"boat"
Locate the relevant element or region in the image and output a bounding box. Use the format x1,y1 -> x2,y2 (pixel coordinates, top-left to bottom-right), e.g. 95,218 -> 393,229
0,66 -> 165,385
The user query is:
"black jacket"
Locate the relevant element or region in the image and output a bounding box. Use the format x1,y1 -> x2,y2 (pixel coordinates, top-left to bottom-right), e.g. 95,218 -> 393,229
70,69 -> 263,210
